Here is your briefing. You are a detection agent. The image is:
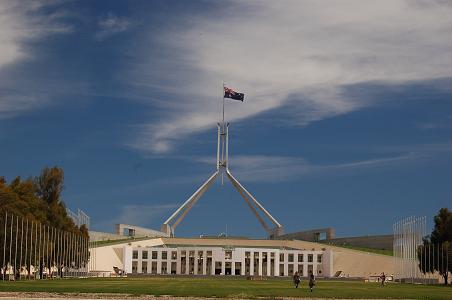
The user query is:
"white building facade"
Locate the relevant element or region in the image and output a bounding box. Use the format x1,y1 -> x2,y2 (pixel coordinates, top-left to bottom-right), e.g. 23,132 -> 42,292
124,245 -> 333,277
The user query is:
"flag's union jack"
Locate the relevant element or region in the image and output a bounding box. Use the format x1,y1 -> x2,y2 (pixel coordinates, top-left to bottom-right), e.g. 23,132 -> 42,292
224,86 -> 244,101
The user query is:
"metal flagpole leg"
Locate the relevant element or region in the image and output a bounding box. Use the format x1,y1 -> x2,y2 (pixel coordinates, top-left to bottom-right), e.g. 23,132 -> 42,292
226,170 -> 283,237
163,171 -> 219,236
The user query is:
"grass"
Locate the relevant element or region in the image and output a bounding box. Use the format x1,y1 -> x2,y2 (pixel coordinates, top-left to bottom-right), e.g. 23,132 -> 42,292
1,277 -> 450,299
324,244 -> 394,256
91,237 -> 153,247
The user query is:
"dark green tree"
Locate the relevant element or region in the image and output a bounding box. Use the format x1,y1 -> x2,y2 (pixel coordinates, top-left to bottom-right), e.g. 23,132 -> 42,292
418,208 -> 452,285
0,167 -> 89,279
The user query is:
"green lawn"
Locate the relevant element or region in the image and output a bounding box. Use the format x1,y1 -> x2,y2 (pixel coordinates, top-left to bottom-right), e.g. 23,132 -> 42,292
1,277 -> 451,299
321,243 -> 394,256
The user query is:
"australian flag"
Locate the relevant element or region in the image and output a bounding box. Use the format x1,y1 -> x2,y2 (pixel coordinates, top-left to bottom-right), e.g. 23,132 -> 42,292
224,86 -> 244,101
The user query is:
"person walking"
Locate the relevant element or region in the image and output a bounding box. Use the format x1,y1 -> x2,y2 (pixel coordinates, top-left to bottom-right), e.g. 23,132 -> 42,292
380,272 -> 386,286
309,273 -> 316,292
293,271 -> 301,288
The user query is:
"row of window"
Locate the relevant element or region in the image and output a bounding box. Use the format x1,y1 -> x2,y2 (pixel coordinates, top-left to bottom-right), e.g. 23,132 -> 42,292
280,253 -> 322,263
132,250 -> 322,263
131,260 -> 323,276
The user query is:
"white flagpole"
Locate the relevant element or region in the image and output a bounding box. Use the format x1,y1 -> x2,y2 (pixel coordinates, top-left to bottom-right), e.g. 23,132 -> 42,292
9,214 -> 13,280
20,216 -> 23,279
50,227 -> 53,278
24,218 -> 28,279
3,212 -> 7,281
34,222 -> 37,279
30,221 -> 33,279
221,83 -> 225,185
38,223 -> 41,279
47,225 -> 50,277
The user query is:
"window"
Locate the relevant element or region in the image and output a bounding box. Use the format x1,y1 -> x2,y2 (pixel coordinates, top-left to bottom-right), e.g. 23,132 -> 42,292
142,251 -> 148,259
189,251 -> 195,257
171,251 -> 177,260
132,261 -> 138,273
288,253 -> 294,262
317,254 -> 322,263
298,254 -> 303,262
298,265 -> 303,276
288,264 -> 294,275
207,251 -> 212,257
162,251 -> 167,259
142,261 -> 148,273
161,261 -> 168,274
152,251 -> 157,259
308,254 -> 313,262
225,250 -> 232,259
279,253 -> 284,262
132,250 -> 138,259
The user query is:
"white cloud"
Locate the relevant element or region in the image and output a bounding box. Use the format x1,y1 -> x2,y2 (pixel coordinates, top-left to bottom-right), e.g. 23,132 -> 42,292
129,0 -> 452,153
0,1 -> 72,117
95,13 -> 131,41
0,1 -> 71,69
233,153 -> 423,182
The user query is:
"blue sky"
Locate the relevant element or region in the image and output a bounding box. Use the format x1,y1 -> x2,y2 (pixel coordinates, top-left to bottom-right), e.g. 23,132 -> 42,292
0,0 -> 451,238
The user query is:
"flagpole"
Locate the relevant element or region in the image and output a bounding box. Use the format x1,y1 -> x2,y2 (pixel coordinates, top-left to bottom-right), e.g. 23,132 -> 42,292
222,83 -> 225,128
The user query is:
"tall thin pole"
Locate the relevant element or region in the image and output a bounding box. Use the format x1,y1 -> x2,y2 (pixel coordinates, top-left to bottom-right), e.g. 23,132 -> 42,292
9,214 -> 13,280
25,219 -> 28,279
19,216 -> 24,279
221,84 -> 226,185
222,83 -> 225,127
30,221 -> 34,279
57,228 -> 60,277
49,227 -> 53,278
47,225 -> 50,277
3,212 -> 7,281
34,222 -> 37,279
59,229 -> 62,277
71,232 -> 75,276
39,223 -> 42,279
42,224 -> 46,278
13,215 -> 17,279
63,231 -> 67,277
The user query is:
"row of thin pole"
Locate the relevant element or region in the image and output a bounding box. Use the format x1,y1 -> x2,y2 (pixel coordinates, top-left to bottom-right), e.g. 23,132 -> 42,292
1,211 -> 89,280
393,216 -> 450,284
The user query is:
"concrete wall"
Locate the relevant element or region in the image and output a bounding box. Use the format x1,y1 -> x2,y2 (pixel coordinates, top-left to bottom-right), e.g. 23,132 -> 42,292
89,230 -> 126,242
115,224 -> 168,238
90,238 -> 164,272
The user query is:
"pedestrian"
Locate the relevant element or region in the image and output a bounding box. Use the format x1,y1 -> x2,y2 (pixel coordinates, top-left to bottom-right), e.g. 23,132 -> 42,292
380,272 -> 386,286
293,271 -> 301,288
309,273 -> 316,292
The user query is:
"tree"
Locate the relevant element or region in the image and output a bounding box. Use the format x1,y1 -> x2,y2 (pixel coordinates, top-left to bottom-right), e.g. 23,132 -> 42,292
418,208 -> 452,285
35,167 -> 64,204
0,167 -> 89,279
